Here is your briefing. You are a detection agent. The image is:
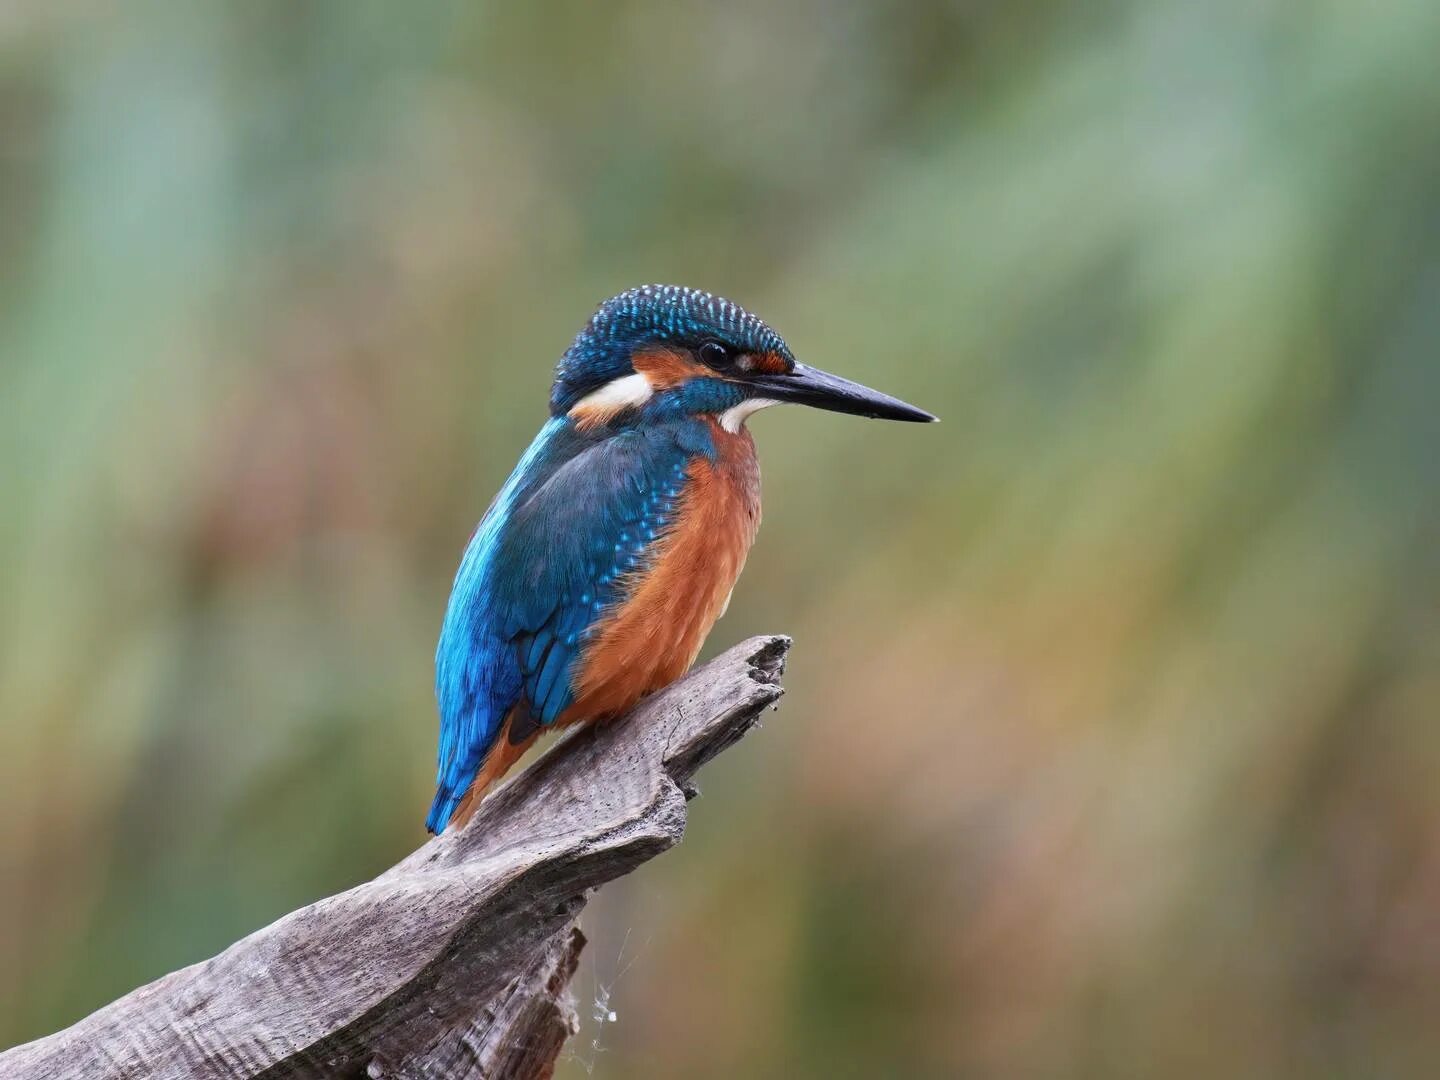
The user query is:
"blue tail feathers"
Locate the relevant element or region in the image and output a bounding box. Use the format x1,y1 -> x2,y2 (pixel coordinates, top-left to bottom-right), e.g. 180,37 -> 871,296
426,787 -> 462,834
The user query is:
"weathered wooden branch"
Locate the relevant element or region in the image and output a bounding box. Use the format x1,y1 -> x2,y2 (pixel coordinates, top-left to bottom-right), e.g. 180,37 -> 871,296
1,635 -> 791,1080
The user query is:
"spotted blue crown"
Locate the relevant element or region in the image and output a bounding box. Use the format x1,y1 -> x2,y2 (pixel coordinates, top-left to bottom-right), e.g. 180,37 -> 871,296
550,285 -> 795,412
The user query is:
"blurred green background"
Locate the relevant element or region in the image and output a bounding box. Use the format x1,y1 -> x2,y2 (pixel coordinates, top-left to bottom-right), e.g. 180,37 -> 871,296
3,2 -> 1439,1076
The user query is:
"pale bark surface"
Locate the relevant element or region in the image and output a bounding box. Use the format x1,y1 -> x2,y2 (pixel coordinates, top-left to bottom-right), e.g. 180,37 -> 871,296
0,635 -> 791,1080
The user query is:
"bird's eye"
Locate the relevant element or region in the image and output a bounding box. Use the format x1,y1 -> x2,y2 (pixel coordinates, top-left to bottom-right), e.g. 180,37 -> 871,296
698,341 -> 731,369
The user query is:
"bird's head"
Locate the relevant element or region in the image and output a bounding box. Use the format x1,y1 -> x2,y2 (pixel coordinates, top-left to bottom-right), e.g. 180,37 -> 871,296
552,285 -> 936,433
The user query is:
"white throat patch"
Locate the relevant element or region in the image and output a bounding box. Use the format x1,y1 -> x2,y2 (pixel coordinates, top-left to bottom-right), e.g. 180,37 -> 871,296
719,397 -> 780,433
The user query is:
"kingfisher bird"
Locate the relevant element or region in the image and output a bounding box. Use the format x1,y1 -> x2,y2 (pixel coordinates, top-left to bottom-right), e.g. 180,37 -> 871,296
427,285 -> 935,833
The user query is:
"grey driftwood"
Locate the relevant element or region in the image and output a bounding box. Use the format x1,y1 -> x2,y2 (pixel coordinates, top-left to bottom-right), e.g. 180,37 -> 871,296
0,635 -> 791,1080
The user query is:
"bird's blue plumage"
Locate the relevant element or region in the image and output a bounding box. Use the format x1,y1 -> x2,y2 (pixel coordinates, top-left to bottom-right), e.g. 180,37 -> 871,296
426,284 -> 817,833
426,284 -> 933,834
428,410 -> 716,832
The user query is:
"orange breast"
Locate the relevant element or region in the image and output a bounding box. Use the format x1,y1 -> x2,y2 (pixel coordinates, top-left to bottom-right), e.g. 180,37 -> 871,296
561,422 -> 761,726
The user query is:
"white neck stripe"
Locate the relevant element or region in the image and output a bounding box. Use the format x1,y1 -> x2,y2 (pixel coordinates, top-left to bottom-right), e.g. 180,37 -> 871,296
569,372 -> 654,422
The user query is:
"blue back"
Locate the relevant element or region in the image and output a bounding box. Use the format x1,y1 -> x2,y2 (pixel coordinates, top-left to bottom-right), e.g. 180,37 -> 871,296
428,410 -> 719,831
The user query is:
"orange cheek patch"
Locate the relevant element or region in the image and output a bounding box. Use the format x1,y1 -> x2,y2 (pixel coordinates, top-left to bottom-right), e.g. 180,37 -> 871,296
632,346 -> 710,389
570,401 -> 618,431
742,350 -> 791,375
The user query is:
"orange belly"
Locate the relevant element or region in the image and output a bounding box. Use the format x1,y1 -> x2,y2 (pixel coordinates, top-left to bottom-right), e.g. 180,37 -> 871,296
561,423 -> 761,725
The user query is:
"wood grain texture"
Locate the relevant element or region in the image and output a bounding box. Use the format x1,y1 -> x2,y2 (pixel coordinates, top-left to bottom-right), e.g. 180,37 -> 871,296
1,635 -> 790,1080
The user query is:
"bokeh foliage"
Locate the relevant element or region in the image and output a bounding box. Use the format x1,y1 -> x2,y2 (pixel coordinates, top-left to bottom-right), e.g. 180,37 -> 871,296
2,2 -> 1439,1076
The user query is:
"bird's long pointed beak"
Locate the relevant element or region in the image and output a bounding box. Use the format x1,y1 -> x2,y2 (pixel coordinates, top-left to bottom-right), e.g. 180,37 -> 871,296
748,362 -> 938,423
